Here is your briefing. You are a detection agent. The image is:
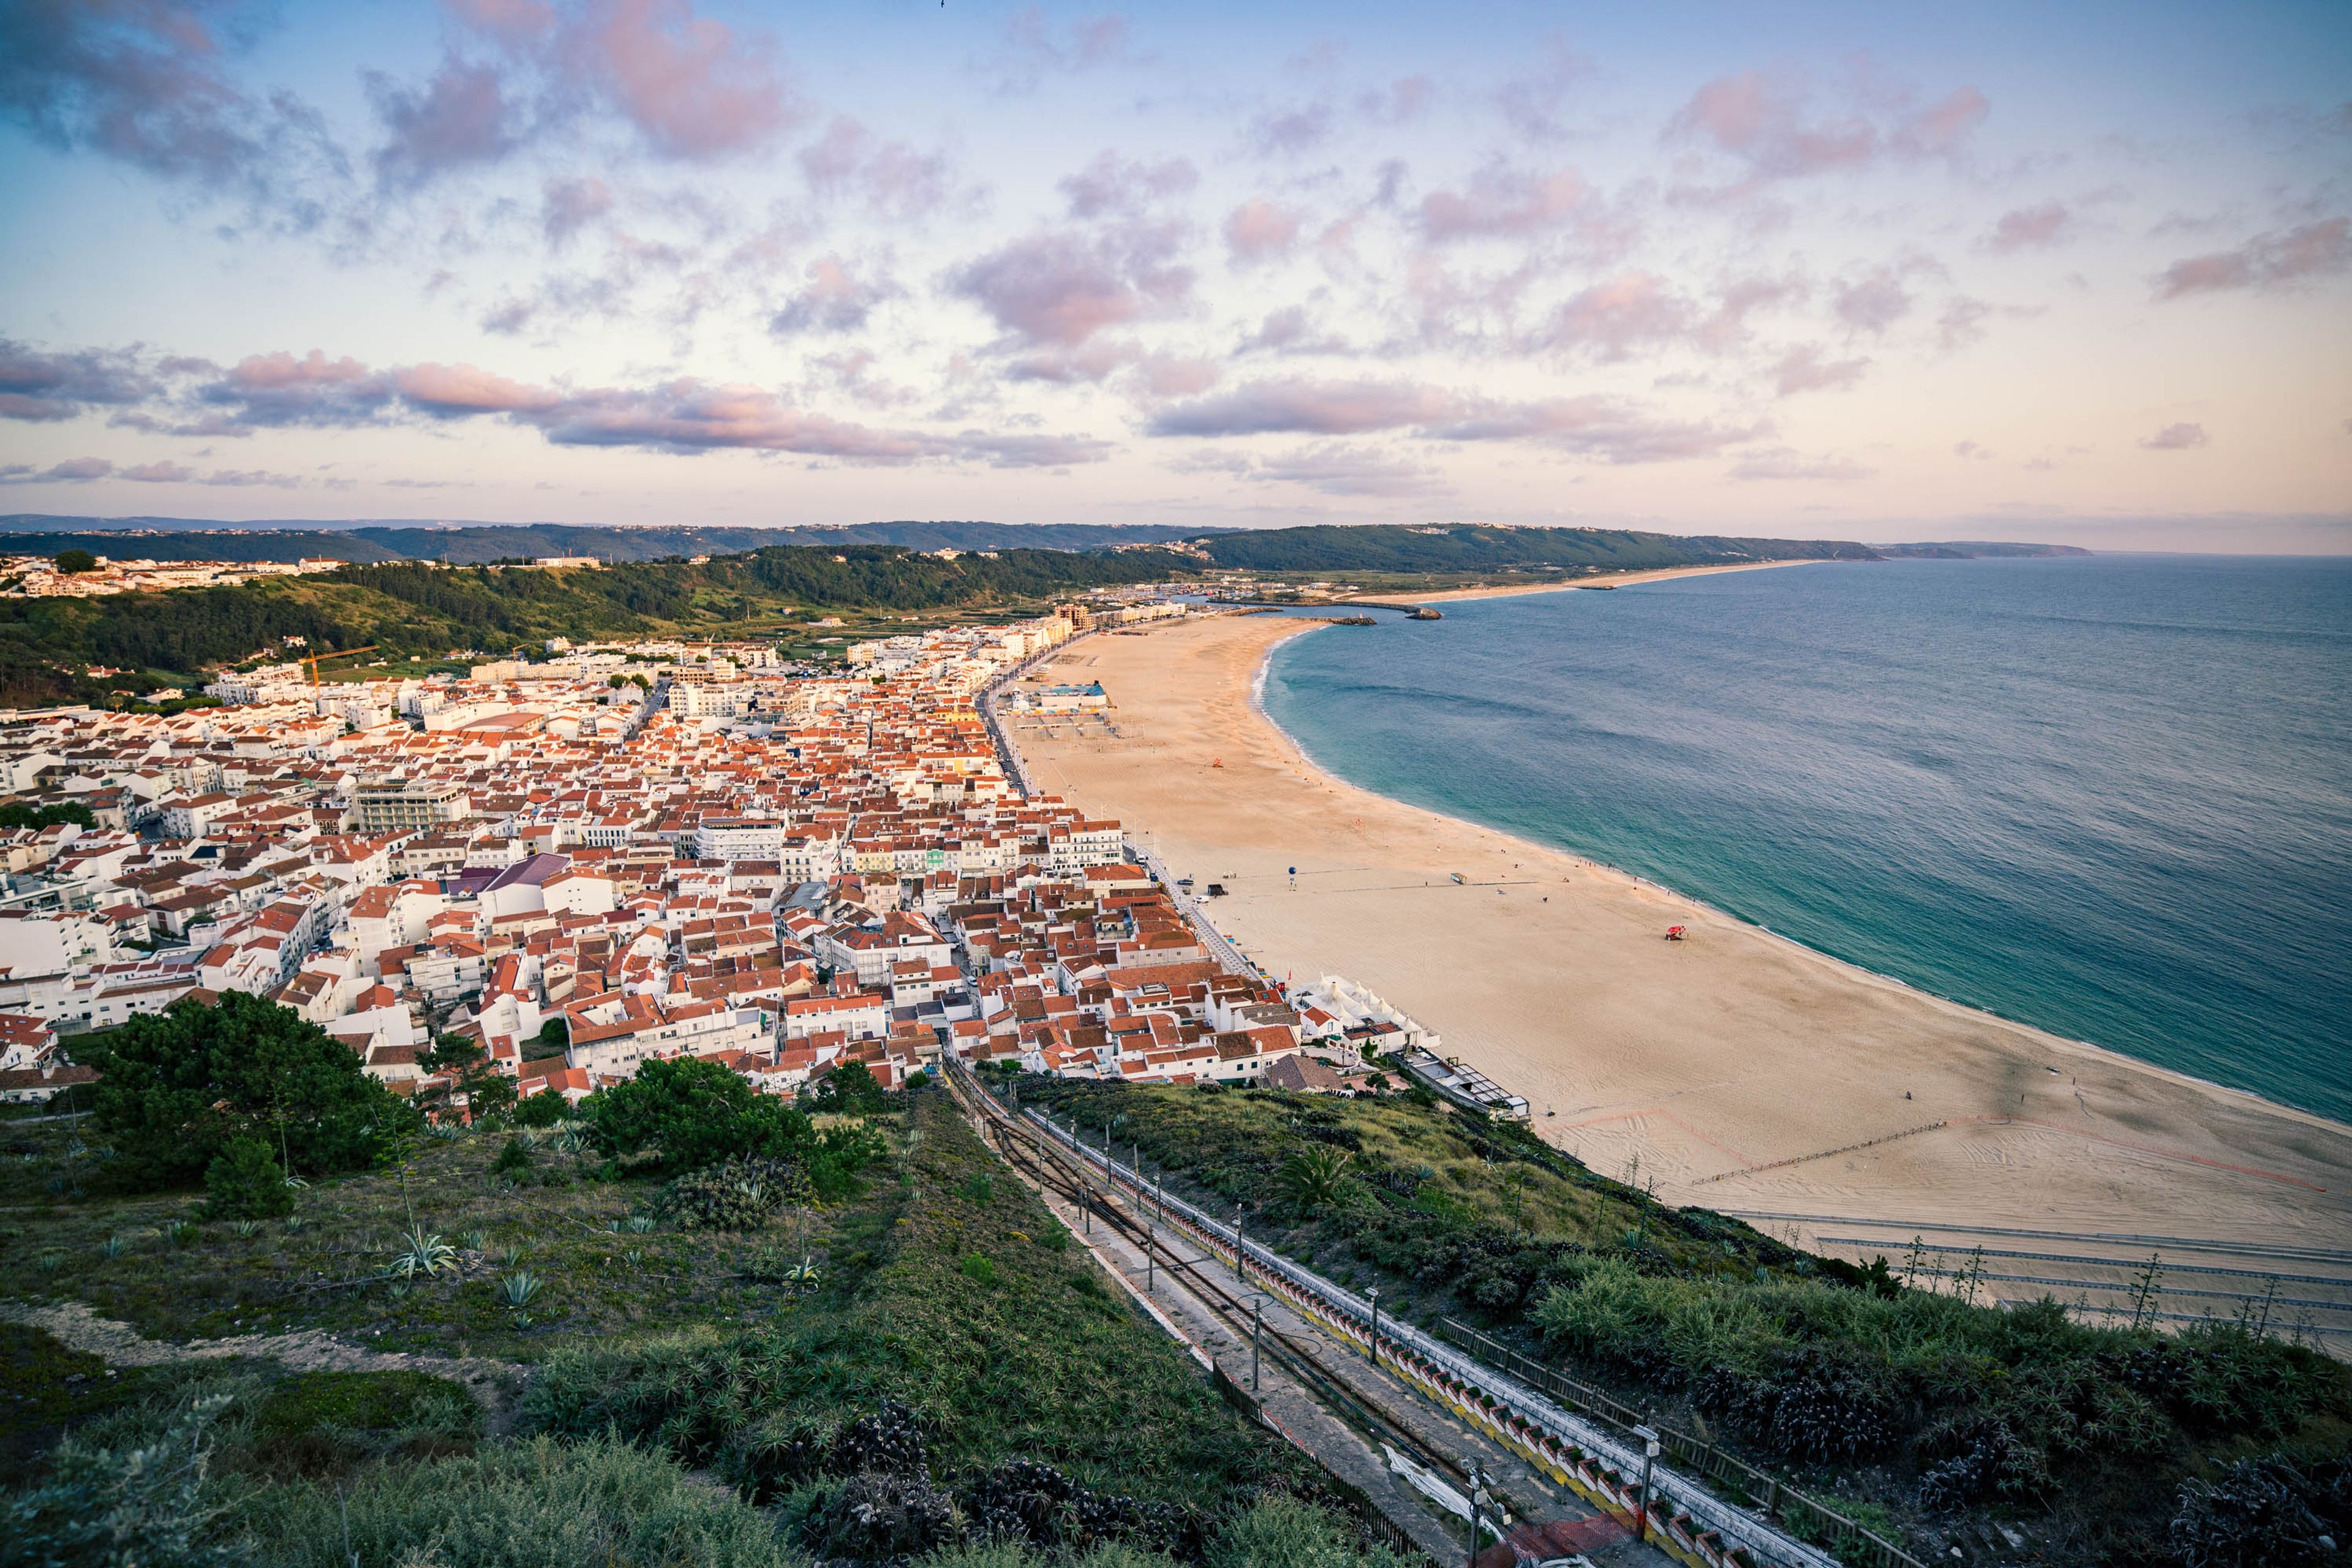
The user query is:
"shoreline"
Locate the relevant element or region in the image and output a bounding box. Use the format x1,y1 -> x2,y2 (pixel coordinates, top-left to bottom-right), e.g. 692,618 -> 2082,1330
1246,616 -> 2341,1139
1006,567 -> 2352,1272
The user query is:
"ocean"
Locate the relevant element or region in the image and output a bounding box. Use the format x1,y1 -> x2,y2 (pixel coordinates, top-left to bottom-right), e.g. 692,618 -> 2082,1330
1258,555 -> 2352,1124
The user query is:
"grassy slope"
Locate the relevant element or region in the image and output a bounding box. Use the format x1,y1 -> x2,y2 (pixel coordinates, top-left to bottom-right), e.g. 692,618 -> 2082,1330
1021,1079 -> 2352,1565
0,1088 -> 1395,1567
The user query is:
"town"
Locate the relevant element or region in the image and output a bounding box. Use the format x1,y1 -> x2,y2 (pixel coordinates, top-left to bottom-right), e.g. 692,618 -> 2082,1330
0,597 -> 1447,1116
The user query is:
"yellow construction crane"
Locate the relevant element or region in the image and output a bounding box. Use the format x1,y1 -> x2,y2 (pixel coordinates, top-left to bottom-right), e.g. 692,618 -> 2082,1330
304,644 -> 378,714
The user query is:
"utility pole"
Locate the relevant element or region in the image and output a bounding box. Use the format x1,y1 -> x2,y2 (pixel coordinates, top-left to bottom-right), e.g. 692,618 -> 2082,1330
1632,1425 -> 1660,1542
1234,1205 -> 1247,1284
1366,1285 -> 1382,1367
1465,1463 -> 1487,1568
1251,1294 -> 1264,1392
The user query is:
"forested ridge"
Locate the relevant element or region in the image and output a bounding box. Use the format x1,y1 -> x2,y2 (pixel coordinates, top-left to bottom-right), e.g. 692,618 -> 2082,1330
0,545 -> 1194,703
0,524 -> 1887,705
1189,523 -> 1880,573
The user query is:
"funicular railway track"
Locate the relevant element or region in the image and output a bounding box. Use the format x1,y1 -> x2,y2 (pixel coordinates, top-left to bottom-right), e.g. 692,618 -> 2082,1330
939,1063 -> 1498,1531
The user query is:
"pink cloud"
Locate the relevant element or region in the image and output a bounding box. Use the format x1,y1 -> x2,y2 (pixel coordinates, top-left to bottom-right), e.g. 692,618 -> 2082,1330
566,0 -> 791,157
1727,447 -> 1875,481
1423,396 -> 1762,462
1224,200 -> 1301,265
2140,421 -> 2208,450
1420,165 -> 1594,243
1148,378 -> 1757,464
0,457 -> 113,483
769,254 -> 899,336
1541,271 -> 1695,360
367,54 -> 518,189
1985,201 -> 2071,253
2155,218 -> 2350,299
1773,345 -> 1871,397
541,175 -> 613,246
1833,268 -> 1913,333
949,226 -> 1193,348
1148,378 -> 1456,437
393,362 -> 561,415
992,7 -> 1141,94
1059,152 -> 1197,219
799,116 -> 956,221
1667,71 -> 1986,198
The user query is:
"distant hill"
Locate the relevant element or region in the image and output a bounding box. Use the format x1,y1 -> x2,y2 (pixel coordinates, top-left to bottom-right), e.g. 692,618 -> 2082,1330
0,517 -> 1224,564
1875,541 -> 2093,558
1190,524 -> 1880,573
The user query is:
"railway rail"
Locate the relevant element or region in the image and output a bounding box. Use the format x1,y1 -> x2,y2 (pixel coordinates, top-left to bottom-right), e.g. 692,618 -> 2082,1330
941,1060 -> 1887,1568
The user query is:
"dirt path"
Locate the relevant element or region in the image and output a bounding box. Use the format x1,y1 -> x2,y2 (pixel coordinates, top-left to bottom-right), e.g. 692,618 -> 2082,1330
2,1298 -> 526,1433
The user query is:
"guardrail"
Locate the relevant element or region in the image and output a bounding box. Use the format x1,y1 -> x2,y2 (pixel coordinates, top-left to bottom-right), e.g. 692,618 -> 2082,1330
1023,1106 -> 1921,1568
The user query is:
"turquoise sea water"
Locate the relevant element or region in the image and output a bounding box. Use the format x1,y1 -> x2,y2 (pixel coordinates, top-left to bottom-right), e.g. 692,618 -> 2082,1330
1259,556 -> 2352,1123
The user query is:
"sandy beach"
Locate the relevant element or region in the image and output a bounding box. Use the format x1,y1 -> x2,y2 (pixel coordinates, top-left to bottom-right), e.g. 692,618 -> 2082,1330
1005,571 -> 2352,1296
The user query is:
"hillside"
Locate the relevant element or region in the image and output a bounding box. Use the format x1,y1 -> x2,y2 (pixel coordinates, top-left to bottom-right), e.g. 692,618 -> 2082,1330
0,518 -> 1226,565
0,545 -> 1195,704
1019,1077 -> 2352,1567
1187,525 -> 1882,574
0,1029 -> 1406,1568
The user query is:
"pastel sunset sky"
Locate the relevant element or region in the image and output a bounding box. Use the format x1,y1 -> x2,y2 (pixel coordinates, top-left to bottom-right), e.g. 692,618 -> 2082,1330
2,1 -> 2348,549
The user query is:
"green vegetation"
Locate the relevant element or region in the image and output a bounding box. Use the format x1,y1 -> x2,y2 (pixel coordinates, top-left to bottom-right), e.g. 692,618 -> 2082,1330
579,1055 -> 878,1194
82,992 -> 414,1192
1192,523 -> 1878,575
0,544 -> 1191,703
1023,1077 -> 2352,1565
51,548 -> 97,574
0,521 -> 1896,704
1,1063 -> 1404,1567
0,799 -> 96,831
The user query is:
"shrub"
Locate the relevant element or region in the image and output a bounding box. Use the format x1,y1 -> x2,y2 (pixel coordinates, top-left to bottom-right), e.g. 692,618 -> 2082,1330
961,1253 -> 999,1286
513,1090 -> 569,1128
244,1370 -> 482,1479
1205,1491 -> 1414,1568
1275,1147 -> 1355,1214
84,992 -> 410,1191
203,1136 -> 295,1220
582,1057 -> 820,1175
650,1156 -> 813,1229
809,1060 -> 892,1115
491,1135 -> 535,1176
803,1469 -> 960,1561
1,1393 -> 239,1566
2170,1453 -> 2351,1568
237,1435 -> 797,1568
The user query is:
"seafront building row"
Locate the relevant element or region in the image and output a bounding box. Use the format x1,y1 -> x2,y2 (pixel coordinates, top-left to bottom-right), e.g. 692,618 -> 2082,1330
0,601 -> 1400,1111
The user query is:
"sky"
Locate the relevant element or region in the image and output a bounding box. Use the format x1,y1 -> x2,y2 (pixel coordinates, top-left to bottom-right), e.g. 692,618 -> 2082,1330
1,1 -> 2348,552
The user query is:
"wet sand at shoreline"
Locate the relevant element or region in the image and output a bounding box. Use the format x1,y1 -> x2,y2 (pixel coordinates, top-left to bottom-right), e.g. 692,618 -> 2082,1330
1006,574 -> 2352,1281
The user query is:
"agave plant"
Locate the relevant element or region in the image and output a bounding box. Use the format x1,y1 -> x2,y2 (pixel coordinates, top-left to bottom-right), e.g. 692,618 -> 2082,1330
1275,1146 -> 1357,1212
232,1219 -> 260,1238
783,1253 -> 825,1288
426,1121 -> 462,1142
499,1270 -> 543,1308
550,1127 -> 587,1155
283,1213 -> 307,1232
498,1243 -> 526,1270
386,1226 -> 458,1281
166,1219 -> 199,1248
37,1250 -> 61,1273
623,1248 -> 645,1271
625,1213 -> 657,1234
460,1229 -> 488,1252
100,1233 -> 126,1260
